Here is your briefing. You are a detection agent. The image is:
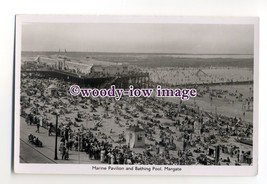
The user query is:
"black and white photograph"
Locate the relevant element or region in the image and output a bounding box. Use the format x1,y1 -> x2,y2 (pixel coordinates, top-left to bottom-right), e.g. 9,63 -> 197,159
14,15 -> 259,175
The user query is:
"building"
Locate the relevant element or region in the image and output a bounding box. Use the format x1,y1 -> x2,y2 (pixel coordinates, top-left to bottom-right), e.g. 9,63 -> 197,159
125,125 -> 145,149
22,55 -> 149,88
90,64 -> 130,77
91,65 -> 104,76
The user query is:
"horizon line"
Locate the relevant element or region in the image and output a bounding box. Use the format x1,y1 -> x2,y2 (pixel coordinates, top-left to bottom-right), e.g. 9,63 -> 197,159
21,50 -> 253,55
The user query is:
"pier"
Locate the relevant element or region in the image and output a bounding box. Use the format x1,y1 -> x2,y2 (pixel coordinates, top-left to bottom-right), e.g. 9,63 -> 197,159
21,68 -> 150,88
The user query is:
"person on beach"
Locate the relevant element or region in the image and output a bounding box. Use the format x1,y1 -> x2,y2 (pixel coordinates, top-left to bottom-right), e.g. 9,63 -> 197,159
36,122 -> 40,133
62,146 -> 66,160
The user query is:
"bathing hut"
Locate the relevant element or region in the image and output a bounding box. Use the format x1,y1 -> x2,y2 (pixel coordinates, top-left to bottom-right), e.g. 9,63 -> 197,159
126,125 -> 145,149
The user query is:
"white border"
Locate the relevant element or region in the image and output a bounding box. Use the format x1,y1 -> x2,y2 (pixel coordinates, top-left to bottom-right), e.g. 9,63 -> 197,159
14,15 -> 259,176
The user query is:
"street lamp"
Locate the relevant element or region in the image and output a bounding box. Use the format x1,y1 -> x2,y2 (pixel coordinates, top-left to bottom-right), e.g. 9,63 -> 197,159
54,109 -> 60,160
35,103 -> 39,115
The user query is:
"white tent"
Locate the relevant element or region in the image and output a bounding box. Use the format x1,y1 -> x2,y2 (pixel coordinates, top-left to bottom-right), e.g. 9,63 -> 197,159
125,125 -> 145,149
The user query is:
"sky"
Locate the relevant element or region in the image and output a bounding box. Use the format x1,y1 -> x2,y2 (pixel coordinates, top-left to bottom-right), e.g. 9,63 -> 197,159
21,23 -> 254,54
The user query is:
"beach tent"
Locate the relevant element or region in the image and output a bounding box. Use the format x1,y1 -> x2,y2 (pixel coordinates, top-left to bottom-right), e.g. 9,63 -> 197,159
126,125 -> 145,149
207,145 -> 220,165
45,84 -> 58,96
195,69 -> 208,77
194,120 -> 202,135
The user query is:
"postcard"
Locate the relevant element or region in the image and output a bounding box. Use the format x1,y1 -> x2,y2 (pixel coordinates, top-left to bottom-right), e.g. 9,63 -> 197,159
14,15 -> 259,175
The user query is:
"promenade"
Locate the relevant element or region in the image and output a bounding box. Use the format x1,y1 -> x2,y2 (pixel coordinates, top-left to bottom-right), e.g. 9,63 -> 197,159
20,117 -> 100,164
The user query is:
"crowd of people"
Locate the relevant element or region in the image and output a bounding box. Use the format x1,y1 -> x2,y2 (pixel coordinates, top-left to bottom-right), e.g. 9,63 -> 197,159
20,68 -> 253,166
146,67 -> 253,86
